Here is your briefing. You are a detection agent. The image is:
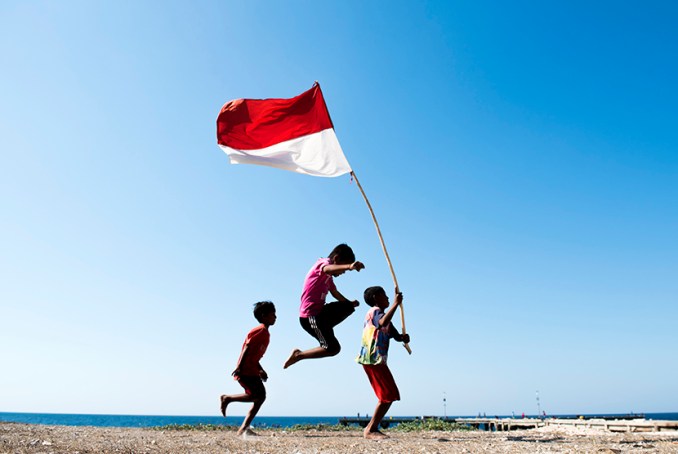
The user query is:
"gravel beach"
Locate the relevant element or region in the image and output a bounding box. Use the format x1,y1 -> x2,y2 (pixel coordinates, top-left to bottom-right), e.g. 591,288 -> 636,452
2,422 -> 678,453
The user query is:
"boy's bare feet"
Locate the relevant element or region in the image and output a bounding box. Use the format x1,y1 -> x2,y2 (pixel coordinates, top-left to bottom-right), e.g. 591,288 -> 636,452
364,430 -> 389,439
237,427 -> 258,437
220,395 -> 231,417
283,349 -> 301,369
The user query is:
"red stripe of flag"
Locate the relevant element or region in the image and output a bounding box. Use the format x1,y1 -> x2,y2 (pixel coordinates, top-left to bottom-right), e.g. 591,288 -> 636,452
217,82 -> 334,150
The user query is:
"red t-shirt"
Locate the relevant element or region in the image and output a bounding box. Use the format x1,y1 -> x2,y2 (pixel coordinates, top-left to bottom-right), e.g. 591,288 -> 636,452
236,324 -> 270,377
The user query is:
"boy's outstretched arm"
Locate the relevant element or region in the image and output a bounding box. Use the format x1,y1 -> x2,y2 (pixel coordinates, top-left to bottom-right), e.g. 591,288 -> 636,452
329,287 -> 358,306
323,261 -> 365,274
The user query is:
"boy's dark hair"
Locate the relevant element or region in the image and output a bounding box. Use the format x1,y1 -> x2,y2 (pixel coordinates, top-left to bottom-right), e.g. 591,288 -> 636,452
364,286 -> 386,307
253,301 -> 275,323
328,243 -> 355,264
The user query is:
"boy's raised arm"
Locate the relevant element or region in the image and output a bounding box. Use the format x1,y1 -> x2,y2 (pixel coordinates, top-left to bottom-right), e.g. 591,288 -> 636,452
378,290 -> 403,327
329,288 -> 359,307
350,261 -> 365,271
322,261 -> 365,274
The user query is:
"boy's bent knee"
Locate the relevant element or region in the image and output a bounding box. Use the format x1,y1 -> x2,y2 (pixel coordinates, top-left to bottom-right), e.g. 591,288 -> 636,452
326,343 -> 341,356
250,391 -> 266,404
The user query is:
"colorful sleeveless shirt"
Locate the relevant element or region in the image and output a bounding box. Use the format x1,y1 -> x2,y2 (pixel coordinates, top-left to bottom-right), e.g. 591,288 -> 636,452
356,306 -> 391,365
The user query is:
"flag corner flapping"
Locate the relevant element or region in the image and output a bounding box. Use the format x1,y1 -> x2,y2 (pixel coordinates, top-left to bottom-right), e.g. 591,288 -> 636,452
216,83 -> 352,178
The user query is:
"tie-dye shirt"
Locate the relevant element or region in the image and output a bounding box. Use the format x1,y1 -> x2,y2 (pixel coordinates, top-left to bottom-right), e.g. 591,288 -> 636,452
356,306 -> 391,365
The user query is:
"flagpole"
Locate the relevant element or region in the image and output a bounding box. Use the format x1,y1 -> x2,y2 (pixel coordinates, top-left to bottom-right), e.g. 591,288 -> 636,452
350,170 -> 412,354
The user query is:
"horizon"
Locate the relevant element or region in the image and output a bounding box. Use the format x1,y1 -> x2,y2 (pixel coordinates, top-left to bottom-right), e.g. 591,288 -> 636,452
2,410 -> 674,418
2,1 -> 677,418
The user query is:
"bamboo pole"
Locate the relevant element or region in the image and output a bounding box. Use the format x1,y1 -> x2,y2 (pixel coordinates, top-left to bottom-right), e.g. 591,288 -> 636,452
350,171 -> 412,354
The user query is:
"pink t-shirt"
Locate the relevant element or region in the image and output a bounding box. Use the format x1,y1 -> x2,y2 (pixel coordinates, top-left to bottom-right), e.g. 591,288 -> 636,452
299,258 -> 337,317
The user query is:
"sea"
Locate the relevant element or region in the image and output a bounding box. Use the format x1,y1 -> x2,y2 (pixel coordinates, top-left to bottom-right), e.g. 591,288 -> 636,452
0,412 -> 338,428
1,412 -> 677,428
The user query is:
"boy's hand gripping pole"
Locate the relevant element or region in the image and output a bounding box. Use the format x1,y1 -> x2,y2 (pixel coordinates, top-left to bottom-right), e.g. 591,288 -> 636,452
351,171 -> 412,354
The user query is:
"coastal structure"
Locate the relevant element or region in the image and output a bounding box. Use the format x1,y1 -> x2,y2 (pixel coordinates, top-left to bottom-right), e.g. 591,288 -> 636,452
339,414 -> 678,432
456,417 -> 678,432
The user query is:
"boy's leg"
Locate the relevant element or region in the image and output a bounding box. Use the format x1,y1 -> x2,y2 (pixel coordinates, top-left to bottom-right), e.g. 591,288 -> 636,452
362,364 -> 400,439
222,376 -> 263,417
237,398 -> 265,436
220,393 -> 254,417
284,315 -> 341,368
284,346 -> 333,368
323,300 -> 356,328
364,401 -> 392,439
236,378 -> 266,436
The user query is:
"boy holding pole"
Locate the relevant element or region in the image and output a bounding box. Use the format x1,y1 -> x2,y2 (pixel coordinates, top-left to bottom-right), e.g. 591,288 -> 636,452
357,286 -> 410,439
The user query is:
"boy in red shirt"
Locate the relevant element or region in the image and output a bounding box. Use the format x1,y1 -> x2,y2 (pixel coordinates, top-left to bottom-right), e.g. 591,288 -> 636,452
220,301 -> 276,436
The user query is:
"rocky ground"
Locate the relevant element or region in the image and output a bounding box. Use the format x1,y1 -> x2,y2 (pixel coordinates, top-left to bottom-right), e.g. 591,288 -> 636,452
2,422 -> 678,453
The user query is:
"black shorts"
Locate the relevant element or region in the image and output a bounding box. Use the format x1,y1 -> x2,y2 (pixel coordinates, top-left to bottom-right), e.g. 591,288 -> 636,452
300,301 -> 355,351
237,375 -> 266,399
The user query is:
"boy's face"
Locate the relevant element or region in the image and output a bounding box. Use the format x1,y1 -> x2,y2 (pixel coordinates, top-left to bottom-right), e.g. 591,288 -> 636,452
262,310 -> 277,326
374,291 -> 389,310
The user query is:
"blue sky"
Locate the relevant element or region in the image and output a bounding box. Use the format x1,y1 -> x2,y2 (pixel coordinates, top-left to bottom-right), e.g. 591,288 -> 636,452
1,1 -> 676,418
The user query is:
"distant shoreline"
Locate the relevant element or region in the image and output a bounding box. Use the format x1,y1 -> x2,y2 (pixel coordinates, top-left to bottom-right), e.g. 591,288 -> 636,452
1,411 -> 676,428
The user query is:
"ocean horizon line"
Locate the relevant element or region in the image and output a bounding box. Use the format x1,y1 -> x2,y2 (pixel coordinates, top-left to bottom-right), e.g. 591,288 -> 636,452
2,410 -> 677,429
2,410 -> 677,418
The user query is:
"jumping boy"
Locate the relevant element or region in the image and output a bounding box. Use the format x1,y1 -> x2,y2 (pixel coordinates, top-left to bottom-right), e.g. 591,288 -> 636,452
220,301 -> 276,436
284,244 -> 364,368
356,286 -> 410,439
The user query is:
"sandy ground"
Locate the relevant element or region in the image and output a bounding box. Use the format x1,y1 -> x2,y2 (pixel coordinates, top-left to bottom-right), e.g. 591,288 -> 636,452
2,422 -> 678,453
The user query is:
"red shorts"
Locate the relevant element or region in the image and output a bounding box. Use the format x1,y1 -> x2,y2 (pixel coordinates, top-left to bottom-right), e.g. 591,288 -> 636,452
363,364 -> 400,403
237,375 -> 266,399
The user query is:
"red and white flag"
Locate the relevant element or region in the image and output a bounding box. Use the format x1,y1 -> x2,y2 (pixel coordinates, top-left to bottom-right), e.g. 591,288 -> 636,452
216,83 -> 352,177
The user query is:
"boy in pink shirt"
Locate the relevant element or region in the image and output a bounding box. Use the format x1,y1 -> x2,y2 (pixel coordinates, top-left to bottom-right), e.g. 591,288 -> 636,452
284,244 -> 364,368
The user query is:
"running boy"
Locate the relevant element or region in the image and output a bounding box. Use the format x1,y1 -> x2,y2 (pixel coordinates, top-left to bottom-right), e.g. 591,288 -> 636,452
220,301 -> 276,436
356,286 -> 410,439
283,244 -> 364,368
